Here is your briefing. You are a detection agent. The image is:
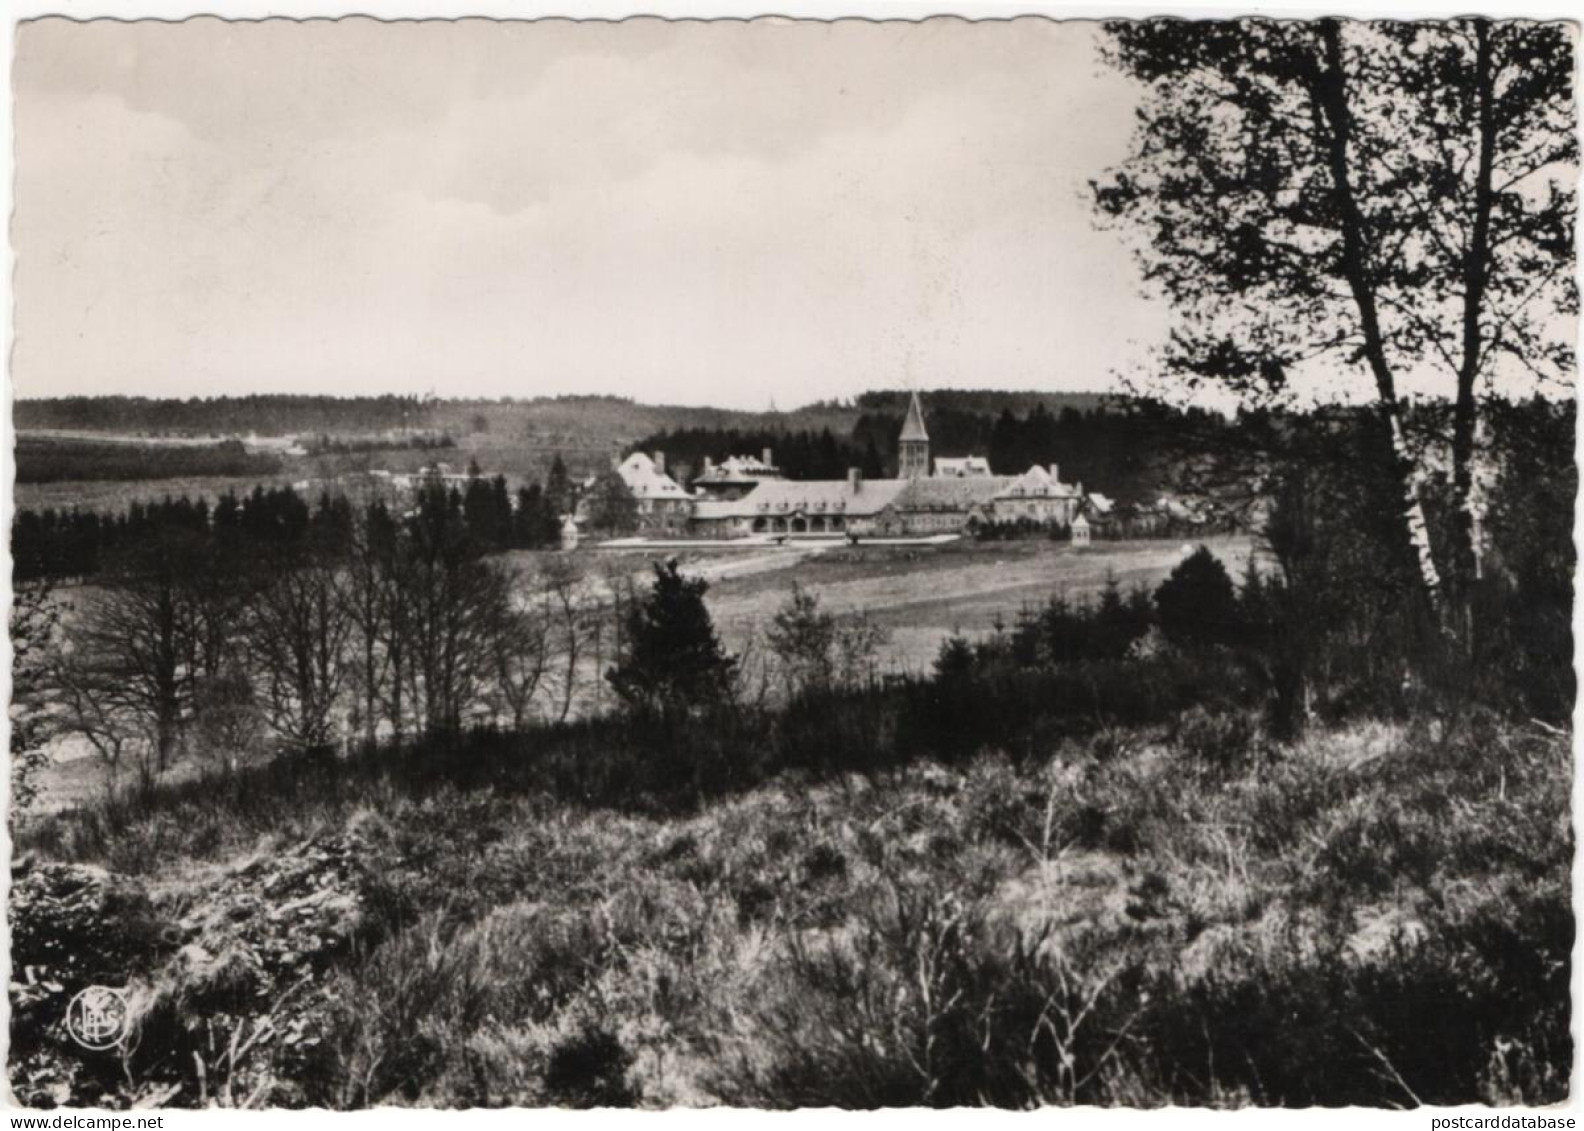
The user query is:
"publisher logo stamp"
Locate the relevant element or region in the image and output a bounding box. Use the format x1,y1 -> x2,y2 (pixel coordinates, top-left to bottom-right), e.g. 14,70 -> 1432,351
65,985 -> 129,1051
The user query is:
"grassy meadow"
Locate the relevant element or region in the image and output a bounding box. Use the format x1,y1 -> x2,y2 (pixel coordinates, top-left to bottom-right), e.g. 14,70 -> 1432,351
11,703 -> 1568,1109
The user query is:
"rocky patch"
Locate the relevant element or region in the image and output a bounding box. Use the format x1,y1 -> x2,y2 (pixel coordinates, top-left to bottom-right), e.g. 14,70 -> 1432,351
9,833 -> 381,1109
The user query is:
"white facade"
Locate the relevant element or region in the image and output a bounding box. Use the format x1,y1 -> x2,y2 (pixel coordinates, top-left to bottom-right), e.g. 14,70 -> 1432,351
934,456 -> 992,478
616,451 -> 694,526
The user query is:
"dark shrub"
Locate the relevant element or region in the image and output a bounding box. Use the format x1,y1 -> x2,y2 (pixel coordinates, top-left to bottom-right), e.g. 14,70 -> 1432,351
1155,546 -> 1240,649
543,1026 -> 637,1108
801,842 -> 848,884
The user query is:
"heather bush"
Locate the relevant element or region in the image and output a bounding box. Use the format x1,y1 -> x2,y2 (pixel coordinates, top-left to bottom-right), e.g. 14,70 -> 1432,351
1171,706 -> 1257,775
707,722 -> 1571,1109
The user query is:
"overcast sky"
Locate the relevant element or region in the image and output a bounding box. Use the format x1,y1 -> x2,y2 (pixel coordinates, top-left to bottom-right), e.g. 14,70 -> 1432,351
14,17 -> 1165,409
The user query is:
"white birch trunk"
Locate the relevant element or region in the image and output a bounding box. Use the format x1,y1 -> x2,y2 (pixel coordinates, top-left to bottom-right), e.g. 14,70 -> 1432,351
1388,411 -> 1444,599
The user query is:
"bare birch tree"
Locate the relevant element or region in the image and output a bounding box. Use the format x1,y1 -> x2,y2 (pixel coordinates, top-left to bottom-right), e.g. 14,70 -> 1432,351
69,530 -> 226,771
54,652 -> 158,799
541,555 -> 591,723
399,483 -> 511,735
243,549 -> 354,754
485,563 -> 555,731
341,503 -> 397,751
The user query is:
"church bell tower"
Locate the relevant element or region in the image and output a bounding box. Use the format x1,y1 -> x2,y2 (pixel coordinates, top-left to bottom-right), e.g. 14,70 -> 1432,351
898,390 -> 930,479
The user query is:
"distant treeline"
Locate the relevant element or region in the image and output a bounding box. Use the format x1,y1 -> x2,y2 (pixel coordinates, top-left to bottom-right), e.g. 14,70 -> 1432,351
15,395 -> 432,437
631,427 -> 888,482
637,398 -> 1239,496
13,471 -> 570,583
301,433 -> 456,457
16,438 -> 286,485
846,388 -> 1111,416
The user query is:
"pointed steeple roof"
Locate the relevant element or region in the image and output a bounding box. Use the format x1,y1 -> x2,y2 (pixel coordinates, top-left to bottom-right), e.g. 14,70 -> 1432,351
899,390 -> 929,443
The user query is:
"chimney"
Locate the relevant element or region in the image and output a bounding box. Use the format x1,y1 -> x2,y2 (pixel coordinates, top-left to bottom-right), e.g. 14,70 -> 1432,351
1076,481 -> 1084,497
653,451 -> 667,474
763,447 -> 774,468
611,452 -> 622,471
704,456 -> 714,474
848,467 -> 862,493
1049,463 -> 1060,482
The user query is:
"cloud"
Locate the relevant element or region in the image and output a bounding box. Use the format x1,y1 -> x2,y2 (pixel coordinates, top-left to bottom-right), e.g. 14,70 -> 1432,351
13,17 -> 1166,407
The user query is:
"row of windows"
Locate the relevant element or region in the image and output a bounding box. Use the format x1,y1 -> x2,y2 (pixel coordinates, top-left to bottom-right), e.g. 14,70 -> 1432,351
703,504 -> 1079,537
749,515 -> 848,533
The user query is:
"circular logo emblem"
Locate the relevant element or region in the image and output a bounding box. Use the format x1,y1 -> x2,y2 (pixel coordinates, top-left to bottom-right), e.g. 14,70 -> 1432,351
65,986 -> 130,1051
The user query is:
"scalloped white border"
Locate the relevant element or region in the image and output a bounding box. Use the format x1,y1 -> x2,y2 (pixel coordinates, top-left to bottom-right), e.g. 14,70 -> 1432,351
8,1 -> 1584,17
1,4 -> 1579,1124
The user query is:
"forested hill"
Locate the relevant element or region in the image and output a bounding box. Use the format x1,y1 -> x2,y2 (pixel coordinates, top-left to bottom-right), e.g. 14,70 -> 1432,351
13,393 -> 858,442
13,389 -> 1114,444
15,388 -> 1226,508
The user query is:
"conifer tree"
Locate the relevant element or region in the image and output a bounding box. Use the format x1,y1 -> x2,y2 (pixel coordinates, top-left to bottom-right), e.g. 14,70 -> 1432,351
1155,546 -> 1239,649
607,559 -> 735,714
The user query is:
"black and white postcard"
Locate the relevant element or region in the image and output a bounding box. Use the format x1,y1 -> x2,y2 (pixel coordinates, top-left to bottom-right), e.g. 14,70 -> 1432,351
5,6 -> 1577,1115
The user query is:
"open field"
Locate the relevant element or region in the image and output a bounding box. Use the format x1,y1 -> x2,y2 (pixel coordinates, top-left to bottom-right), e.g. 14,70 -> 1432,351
508,533 -> 1258,675
13,475 -> 301,514
678,534 -> 1258,672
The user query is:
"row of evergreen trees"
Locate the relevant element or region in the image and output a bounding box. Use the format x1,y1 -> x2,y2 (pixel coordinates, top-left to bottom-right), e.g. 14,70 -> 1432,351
636,399 -> 1240,495
963,548 -> 1256,673
629,426 -> 886,484
12,464 -> 576,583
16,437 -> 288,485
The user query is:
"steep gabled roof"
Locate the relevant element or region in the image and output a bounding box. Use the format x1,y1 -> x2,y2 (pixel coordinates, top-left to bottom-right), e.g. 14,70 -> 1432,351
996,465 -> 1082,500
701,477 -> 910,519
899,390 -> 930,443
617,452 -> 691,500
895,477 -> 1012,511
